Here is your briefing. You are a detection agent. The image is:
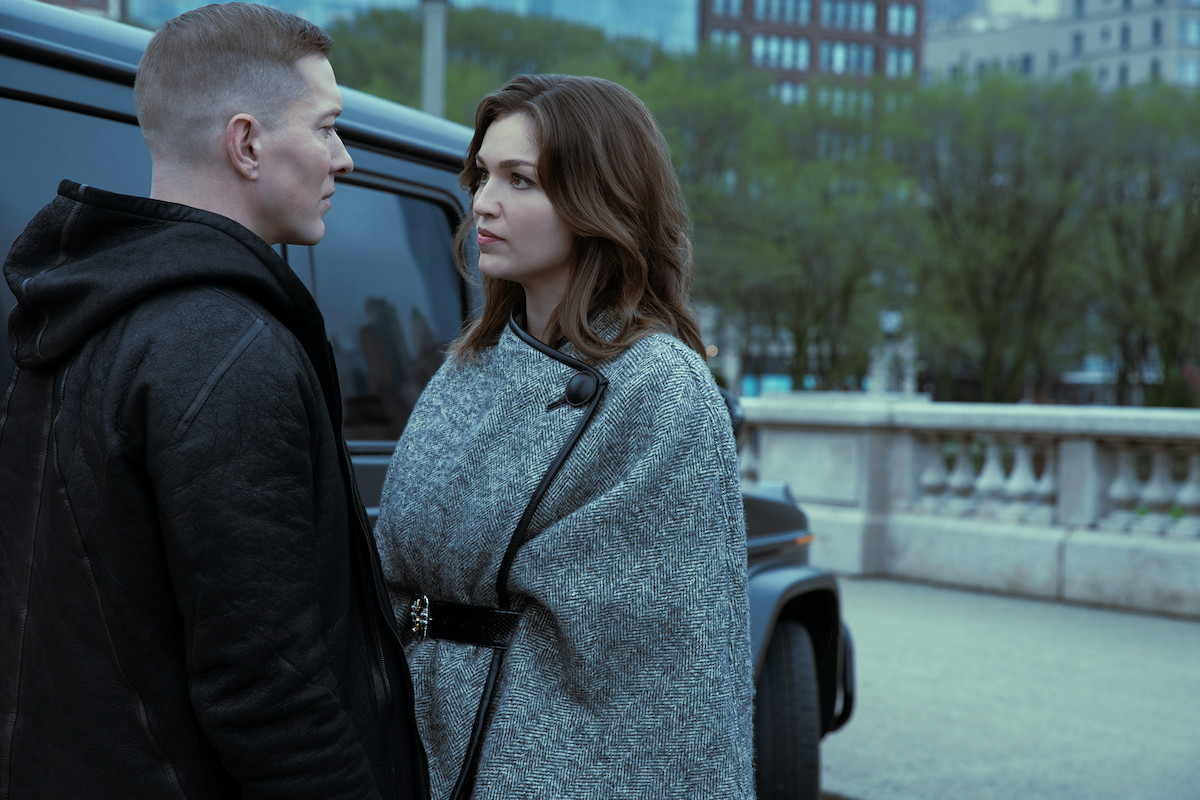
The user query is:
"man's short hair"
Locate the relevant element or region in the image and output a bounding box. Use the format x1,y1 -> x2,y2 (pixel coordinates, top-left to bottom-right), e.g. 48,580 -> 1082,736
134,2 -> 332,164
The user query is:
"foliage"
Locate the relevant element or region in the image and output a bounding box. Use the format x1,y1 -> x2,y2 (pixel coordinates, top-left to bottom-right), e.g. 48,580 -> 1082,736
884,74 -> 1101,401
1082,83 -> 1200,407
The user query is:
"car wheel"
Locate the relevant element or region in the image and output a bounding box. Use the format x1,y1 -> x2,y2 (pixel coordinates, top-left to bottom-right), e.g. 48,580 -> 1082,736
754,619 -> 821,800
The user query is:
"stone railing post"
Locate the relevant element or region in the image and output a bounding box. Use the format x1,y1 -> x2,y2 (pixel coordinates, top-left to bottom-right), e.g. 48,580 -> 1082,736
1057,438 -> 1108,528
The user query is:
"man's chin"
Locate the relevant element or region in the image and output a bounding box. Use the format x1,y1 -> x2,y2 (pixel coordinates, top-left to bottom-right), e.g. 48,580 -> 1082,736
285,224 -> 325,247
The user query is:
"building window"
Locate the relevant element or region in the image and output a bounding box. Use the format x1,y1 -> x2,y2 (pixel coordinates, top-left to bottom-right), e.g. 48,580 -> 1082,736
1072,30 -> 1085,54
886,45 -> 899,76
821,0 -> 833,25
1101,25 -> 1111,42
833,41 -> 848,73
797,38 -> 811,68
755,0 -> 767,19
768,34 -> 782,65
862,43 -> 875,72
1074,0 -> 1085,16
1097,64 -> 1110,82
1021,53 -> 1034,73
901,46 -> 915,75
1151,57 -> 1161,79
1181,17 -> 1200,45
797,0 -> 812,22
863,1 -> 876,30
1153,18 -> 1163,43
887,3 -> 900,32
1118,62 -> 1129,84
1122,0 -> 1131,9
819,40 -> 832,71
885,3 -> 917,35
1121,23 -> 1131,48
714,0 -> 726,15
752,33 -> 766,64
1178,56 -> 1200,83
835,0 -> 849,27
781,81 -> 796,104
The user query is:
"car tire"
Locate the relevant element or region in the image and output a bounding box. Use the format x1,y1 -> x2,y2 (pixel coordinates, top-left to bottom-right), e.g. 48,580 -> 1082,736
754,619 -> 821,800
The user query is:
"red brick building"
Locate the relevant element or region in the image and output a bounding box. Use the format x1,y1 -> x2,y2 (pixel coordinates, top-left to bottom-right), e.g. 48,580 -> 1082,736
700,0 -> 924,103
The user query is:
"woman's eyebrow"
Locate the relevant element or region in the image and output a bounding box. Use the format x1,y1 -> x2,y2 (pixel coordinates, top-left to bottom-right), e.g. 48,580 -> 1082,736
476,157 -> 537,170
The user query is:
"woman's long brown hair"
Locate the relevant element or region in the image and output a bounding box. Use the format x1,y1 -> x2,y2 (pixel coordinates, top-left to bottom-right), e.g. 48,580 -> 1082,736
450,74 -> 704,361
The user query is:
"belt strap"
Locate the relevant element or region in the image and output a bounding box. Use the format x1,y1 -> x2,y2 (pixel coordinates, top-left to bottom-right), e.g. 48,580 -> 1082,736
408,595 -> 522,650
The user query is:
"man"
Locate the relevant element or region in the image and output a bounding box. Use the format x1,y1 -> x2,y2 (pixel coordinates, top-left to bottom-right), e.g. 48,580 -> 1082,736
0,4 -> 427,798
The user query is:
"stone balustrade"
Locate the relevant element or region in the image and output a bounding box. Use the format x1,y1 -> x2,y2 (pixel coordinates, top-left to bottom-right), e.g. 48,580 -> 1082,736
739,393 -> 1200,618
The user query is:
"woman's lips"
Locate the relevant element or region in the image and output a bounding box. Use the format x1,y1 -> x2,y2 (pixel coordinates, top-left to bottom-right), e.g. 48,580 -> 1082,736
476,228 -> 503,246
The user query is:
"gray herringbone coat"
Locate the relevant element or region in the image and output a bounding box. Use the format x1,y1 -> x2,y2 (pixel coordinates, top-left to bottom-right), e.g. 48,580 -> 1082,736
375,320 -> 755,799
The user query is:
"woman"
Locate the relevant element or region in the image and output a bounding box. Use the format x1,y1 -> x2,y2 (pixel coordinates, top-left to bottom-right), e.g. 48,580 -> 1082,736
374,74 -> 754,800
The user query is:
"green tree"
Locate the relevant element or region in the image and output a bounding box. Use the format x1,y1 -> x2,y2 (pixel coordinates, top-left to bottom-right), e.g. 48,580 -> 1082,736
330,7 -> 659,125
680,74 -> 929,390
888,74 -> 1101,402
1084,84 -> 1200,407
328,8 -> 422,106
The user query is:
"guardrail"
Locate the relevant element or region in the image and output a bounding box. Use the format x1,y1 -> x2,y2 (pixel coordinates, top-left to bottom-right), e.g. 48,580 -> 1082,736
739,394 -> 1200,618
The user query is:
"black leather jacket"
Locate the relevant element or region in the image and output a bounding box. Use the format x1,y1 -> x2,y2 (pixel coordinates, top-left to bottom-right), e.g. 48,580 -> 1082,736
0,181 -> 428,799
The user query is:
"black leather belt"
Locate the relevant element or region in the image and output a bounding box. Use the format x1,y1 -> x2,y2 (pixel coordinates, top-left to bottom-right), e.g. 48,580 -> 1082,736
408,595 -> 522,650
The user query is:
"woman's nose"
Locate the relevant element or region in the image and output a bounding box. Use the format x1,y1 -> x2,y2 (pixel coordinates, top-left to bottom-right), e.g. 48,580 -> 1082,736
473,178 -> 499,216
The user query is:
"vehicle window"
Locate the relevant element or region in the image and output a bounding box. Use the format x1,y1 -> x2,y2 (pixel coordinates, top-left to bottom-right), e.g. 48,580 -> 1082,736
307,182 -> 463,440
0,98 -> 152,394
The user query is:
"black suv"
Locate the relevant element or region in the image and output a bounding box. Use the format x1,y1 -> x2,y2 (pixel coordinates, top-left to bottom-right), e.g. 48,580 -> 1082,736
0,2 -> 852,797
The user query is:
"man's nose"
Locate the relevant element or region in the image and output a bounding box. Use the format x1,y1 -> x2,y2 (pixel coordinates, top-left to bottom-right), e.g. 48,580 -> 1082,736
332,133 -> 353,175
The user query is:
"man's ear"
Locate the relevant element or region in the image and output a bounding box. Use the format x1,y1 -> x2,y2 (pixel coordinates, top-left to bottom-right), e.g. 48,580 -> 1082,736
225,113 -> 262,180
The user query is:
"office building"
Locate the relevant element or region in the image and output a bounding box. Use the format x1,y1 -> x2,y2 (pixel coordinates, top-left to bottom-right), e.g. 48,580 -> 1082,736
699,0 -> 926,104
925,0 -> 1200,88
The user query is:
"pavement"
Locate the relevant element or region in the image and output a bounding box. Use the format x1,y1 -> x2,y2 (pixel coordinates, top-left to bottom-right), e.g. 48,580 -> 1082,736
818,577 -> 1200,800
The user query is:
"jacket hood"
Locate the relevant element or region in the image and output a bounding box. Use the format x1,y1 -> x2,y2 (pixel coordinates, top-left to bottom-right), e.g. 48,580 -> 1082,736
4,180 -> 324,368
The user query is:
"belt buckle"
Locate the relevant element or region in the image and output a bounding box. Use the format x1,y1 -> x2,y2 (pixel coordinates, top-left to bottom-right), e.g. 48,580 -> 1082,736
410,594 -> 431,638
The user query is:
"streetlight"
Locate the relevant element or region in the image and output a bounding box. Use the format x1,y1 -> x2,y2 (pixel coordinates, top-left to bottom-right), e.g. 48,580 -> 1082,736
421,0 -> 447,118
877,309 -> 902,394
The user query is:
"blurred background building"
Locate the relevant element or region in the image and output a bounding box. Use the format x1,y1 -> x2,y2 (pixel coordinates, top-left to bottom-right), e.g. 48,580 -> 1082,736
924,0 -> 1200,88
700,0 -> 925,105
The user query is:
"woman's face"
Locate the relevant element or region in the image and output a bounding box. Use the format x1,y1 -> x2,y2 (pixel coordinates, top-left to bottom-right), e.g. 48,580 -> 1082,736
472,113 -> 574,308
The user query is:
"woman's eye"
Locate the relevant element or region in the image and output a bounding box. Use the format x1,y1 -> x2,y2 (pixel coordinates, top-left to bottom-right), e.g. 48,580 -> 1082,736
511,174 -> 533,188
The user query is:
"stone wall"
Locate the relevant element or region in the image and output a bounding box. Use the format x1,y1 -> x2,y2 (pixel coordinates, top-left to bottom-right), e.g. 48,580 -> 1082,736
740,393 -> 1200,618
